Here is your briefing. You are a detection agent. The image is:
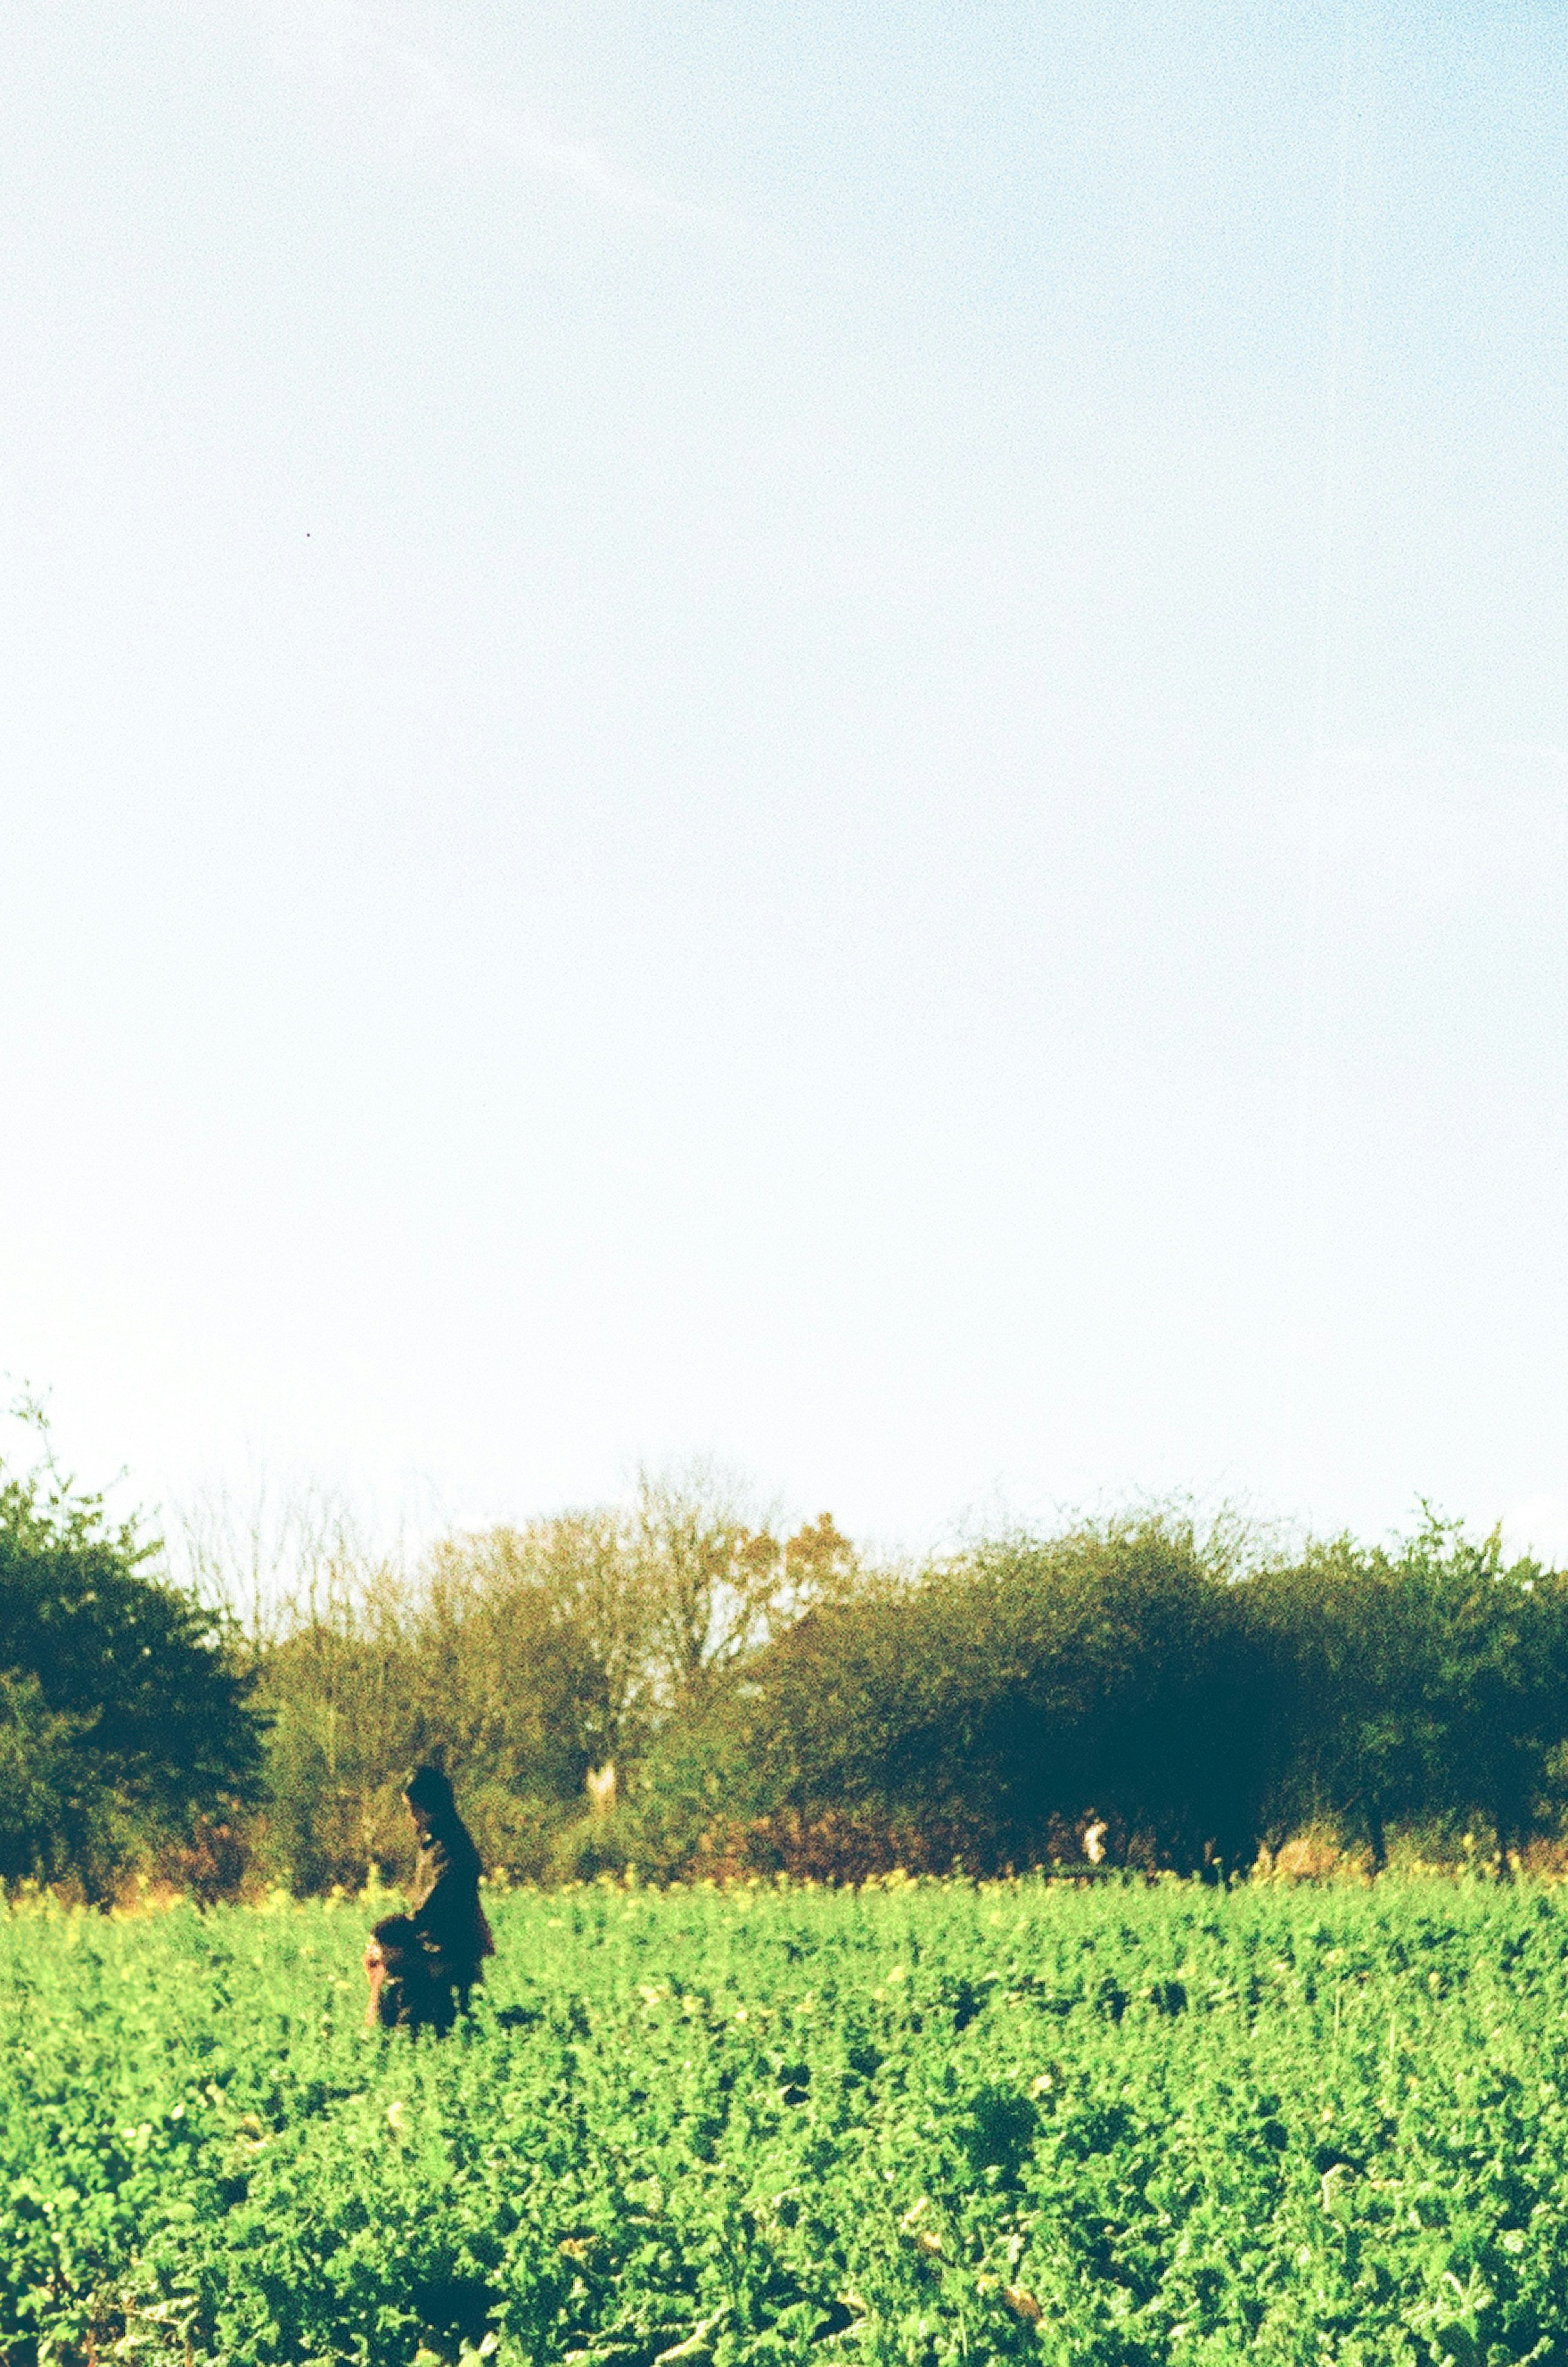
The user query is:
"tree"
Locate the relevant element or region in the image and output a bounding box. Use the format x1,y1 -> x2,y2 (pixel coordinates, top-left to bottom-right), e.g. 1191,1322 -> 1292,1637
1412,1513 -> 1568,1872
631,1462 -> 802,1714
419,1511 -> 652,1806
1248,1538 -> 1443,1870
248,1528 -> 418,1893
0,1446 -> 265,1895
728,1511 -> 1282,1876
1250,1512 -> 1568,1873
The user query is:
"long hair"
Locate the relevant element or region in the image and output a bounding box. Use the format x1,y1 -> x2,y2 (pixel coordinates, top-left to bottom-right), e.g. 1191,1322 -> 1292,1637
404,1763 -> 457,1819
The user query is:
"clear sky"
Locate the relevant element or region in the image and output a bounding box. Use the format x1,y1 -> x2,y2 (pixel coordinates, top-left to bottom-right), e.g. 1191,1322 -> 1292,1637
3,0 -> 1565,1560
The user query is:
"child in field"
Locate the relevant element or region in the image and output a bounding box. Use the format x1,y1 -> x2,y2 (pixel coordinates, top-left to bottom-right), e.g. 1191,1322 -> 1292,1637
363,1912 -> 455,2034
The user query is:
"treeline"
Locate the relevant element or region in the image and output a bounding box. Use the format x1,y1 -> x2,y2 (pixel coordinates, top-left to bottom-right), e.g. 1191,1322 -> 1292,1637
4,1446 -> 1568,1899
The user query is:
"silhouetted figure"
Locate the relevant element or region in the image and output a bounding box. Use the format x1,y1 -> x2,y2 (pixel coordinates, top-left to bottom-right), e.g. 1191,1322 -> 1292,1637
364,1912 -> 454,2033
405,1763 -> 494,2013
363,1766 -> 494,2034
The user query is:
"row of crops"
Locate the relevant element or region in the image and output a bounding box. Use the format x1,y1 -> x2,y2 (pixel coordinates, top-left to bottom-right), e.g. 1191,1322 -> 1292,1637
4,1876 -> 1568,2365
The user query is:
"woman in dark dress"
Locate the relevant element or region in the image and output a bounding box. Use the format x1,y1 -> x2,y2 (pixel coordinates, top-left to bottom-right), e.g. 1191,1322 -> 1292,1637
365,1764 -> 493,2031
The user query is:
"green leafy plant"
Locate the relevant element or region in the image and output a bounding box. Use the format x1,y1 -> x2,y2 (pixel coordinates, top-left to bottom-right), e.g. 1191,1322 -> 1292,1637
7,1876 -> 1568,2363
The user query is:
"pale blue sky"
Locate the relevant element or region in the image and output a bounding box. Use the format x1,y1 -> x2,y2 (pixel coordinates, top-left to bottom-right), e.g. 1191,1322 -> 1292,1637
3,1 -> 1566,1557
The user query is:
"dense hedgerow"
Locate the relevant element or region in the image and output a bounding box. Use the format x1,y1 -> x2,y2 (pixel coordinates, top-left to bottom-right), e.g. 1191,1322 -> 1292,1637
166,1488 -> 1568,1895
9,1432 -> 1568,1894
7,1876 -> 1568,2365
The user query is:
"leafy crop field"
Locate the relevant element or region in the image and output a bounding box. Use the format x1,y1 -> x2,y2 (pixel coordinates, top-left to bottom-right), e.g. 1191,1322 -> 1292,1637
5,1879 -> 1568,2367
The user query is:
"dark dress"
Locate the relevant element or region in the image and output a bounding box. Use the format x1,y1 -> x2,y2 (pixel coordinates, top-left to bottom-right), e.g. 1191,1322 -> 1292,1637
408,1811 -> 494,2010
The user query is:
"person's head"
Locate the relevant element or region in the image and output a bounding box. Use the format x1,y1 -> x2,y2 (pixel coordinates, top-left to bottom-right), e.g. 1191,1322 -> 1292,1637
370,1912 -> 419,1964
403,1763 -> 455,1832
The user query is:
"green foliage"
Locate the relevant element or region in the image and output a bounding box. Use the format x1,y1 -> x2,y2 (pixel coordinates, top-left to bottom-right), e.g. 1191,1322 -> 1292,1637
209,1489 -> 1568,1891
700,1513 -> 1281,1876
0,1446 -> 264,1896
8,1879 -> 1568,2363
16,1393 -> 1568,1898
0,1668 -> 85,1883
1251,1511 -> 1568,1870
220,1474 -> 836,1895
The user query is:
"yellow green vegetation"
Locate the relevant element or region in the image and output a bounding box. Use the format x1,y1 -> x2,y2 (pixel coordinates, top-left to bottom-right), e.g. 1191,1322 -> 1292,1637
9,1424 -> 1568,1897
4,1875 -> 1568,2364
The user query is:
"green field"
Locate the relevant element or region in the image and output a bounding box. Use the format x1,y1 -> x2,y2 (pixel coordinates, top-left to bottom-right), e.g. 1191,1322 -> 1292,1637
5,1877 -> 1568,2367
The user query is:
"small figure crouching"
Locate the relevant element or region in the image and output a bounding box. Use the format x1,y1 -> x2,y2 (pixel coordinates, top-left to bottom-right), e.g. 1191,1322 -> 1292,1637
364,1912 -> 455,2035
